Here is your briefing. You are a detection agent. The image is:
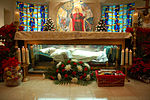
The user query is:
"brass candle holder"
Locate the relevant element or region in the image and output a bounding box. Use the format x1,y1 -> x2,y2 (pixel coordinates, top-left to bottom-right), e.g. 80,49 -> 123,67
124,64 -> 130,82
133,23 -> 138,57
22,64 -> 29,82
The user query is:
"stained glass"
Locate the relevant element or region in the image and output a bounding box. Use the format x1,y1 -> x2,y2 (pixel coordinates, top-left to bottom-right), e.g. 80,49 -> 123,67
16,1 -> 48,31
102,3 -> 135,32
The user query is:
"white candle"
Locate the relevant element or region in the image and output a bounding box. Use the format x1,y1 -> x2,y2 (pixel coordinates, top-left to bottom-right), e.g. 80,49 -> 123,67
129,50 -> 132,65
121,49 -> 124,65
17,48 -> 21,63
14,11 -> 20,22
133,12 -> 138,23
26,48 -> 30,64
125,48 -> 128,64
22,46 -> 26,64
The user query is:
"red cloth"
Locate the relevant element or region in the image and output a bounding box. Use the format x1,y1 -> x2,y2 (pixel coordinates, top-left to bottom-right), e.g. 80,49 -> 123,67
72,13 -> 84,31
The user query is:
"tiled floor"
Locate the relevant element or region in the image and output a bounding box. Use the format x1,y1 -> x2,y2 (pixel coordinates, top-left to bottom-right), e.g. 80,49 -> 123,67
0,76 -> 150,100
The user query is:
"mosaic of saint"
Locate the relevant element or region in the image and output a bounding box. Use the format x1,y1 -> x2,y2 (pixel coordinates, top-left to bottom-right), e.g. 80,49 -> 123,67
57,0 -> 93,31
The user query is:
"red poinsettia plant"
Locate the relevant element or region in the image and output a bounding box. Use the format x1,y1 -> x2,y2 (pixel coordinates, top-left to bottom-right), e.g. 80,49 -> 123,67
2,57 -> 22,81
128,57 -> 150,80
48,60 -> 95,85
0,23 -> 23,80
1,57 -> 20,69
126,27 -> 150,58
126,27 -> 150,83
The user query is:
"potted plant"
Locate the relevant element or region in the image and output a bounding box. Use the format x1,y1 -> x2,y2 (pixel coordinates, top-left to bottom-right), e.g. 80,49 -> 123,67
2,57 -> 22,86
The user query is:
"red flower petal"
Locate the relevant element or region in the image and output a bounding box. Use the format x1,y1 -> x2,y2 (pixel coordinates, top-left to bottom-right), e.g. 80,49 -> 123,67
73,62 -> 77,65
64,74 -> 68,78
56,69 -> 59,73
61,64 -> 65,67
62,69 -> 65,72
84,67 -> 88,71
79,61 -> 83,64
67,60 -> 71,63
80,76 -> 83,79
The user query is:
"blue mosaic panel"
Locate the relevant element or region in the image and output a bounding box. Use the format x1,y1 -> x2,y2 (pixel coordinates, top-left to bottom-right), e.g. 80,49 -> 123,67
16,1 -> 48,31
102,3 -> 135,32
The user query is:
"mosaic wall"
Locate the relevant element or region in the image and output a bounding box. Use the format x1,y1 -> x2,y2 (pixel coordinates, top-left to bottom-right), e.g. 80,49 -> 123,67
16,1 -> 48,31
102,3 -> 135,32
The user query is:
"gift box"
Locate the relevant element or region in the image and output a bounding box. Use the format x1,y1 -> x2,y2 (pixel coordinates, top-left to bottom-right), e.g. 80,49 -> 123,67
95,70 -> 125,87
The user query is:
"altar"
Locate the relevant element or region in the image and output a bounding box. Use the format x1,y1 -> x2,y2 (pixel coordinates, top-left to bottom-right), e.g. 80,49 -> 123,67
15,31 -> 132,49
14,31 -> 132,70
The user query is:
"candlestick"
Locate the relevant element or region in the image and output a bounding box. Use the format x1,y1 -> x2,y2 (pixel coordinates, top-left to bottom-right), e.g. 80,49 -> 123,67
125,48 -> 128,64
26,48 -> 30,64
129,49 -> 132,65
17,48 -> 21,63
22,46 -> 26,64
14,11 -> 20,22
133,12 -> 138,24
121,49 -> 124,65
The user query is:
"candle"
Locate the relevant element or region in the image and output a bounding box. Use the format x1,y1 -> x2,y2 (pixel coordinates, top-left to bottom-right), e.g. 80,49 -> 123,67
125,48 -> 128,64
17,48 -> 21,63
26,48 -> 30,64
116,47 -> 119,60
14,11 -> 20,22
129,50 -> 132,65
121,49 -> 124,65
22,46 -> 26,64
133,12 -> 138,24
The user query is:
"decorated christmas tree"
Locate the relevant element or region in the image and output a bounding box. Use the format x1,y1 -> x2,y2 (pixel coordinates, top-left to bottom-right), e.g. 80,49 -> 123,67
95,19 -> 107,32
44,18 -> 55,31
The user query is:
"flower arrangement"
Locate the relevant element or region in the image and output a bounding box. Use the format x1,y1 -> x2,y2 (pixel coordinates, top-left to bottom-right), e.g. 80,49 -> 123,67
126,27 -> 150,58
3,57 -> 22,80
126,27 -> 150,83
2,57 -> 22,86
128,58 -> 150,83
0,23 -> 23,82
47,60 -> 95,85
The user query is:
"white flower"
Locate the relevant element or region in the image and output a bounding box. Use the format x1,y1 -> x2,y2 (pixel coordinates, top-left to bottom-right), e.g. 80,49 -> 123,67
86,74 -> 91,81
65,64 -> 71,71
71,77 -> 78,83
56,62 -> 62,68
84,63 -> 90,69
57,73 -> 62,81
77,65 -> 83,72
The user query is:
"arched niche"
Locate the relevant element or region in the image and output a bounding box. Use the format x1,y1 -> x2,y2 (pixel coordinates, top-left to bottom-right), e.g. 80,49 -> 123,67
56,0 -> 93,31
